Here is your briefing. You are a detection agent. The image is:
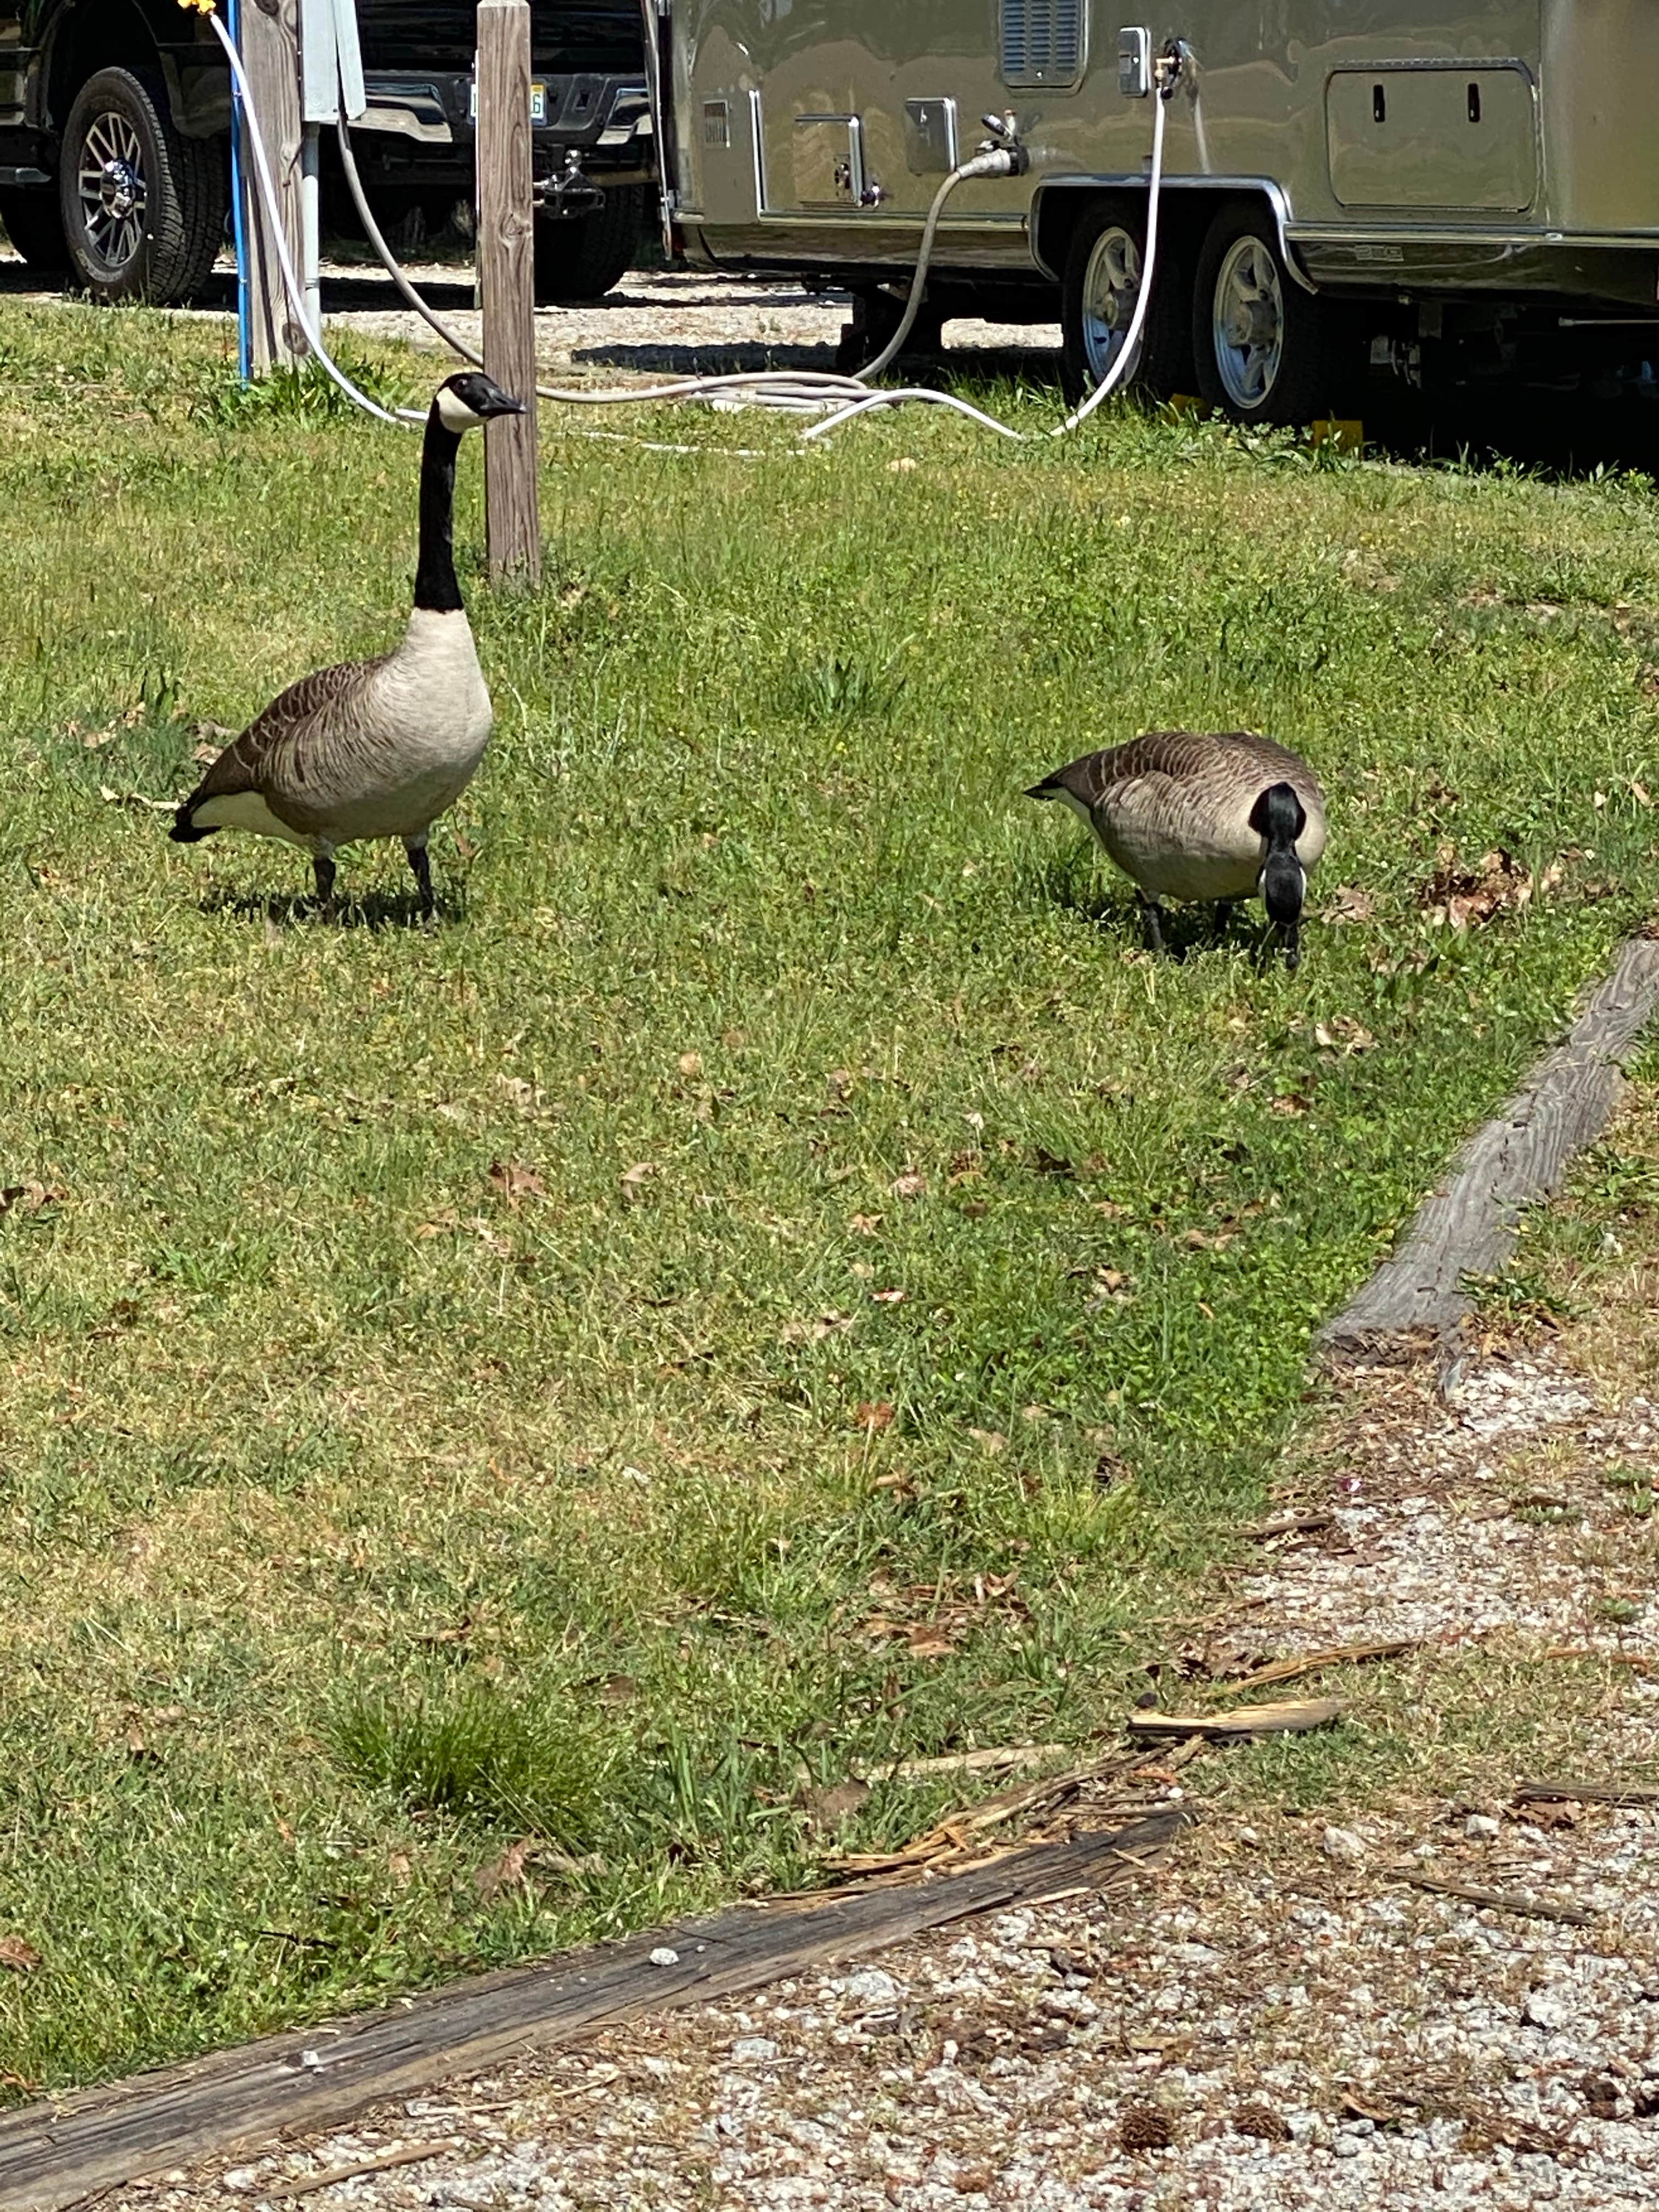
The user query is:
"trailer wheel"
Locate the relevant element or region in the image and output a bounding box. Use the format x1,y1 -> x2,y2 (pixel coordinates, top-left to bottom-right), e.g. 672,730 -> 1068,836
1060,201 -> 1191,404
59,67 -> 223,306
1192,208 -> 1336,426
534,184 -> 647,304
0,188 -> 69,271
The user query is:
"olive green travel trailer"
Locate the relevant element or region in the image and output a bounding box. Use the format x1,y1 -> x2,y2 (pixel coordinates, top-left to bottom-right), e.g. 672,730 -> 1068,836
650,1 -> 1659,421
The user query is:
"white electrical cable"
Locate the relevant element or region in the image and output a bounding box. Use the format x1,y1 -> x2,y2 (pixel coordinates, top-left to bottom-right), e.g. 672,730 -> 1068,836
802,88 -> 1170,444
227,0 -> 1175,450
210,8 -> 422,426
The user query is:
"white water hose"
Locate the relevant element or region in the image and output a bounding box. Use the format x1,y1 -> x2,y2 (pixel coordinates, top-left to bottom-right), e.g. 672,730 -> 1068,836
217,0 -> 1177,447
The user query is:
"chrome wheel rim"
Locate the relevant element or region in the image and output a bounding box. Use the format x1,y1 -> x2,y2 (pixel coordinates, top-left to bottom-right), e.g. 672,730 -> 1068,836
1080,224 -> 1143,385
77,112 -> 146,270
1211,235 -> 1283,410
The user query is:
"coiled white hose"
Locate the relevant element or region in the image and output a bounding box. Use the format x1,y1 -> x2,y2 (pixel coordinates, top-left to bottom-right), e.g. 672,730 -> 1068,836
219,0 -> 1174,448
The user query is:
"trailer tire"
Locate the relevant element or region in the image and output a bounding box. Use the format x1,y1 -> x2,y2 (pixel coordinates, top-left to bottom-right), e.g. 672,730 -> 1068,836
534,184 -> 647,304
1060,200 -> 1192,405
59,67 -> 223,306
0,187 -> 69,271
1192,208 -> 1337,426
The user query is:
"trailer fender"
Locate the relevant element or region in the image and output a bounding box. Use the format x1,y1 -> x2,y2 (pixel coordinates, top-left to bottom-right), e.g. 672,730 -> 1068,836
1031,176 -> 1317,296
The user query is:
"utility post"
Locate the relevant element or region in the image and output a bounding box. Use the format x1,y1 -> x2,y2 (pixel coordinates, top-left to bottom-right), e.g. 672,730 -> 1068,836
238,0 -> 307,371
476,0 -> 541,586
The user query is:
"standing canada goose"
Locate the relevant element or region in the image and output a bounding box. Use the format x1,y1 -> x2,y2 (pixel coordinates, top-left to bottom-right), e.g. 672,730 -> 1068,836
170,370 -> 526,919
1026,730 -> 1327,968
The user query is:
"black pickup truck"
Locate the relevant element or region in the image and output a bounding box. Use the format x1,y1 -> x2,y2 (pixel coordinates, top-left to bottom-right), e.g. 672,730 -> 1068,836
0,0 -> 652,307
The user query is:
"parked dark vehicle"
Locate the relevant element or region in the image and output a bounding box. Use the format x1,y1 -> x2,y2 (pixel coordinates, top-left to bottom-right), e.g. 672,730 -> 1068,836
0,0 -> 652,307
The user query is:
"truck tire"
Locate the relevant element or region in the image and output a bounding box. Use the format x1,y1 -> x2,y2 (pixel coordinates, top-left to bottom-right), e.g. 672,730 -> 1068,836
1192,207 -> 1339,427
59,67 -> 223,307
533,183 -> 646,304
0,187 -> 68,270
1060,200 -> 1192,405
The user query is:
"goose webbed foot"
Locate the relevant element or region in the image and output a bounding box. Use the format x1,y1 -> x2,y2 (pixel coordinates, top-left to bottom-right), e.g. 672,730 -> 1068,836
405,839 -> 436,922
1136,893 -> 1166,955
312,850 -> 337,917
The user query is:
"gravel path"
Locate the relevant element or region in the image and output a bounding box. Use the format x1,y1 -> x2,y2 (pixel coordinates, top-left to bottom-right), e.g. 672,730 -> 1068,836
0,252 -> 1063,385
95,1327 -> 1659,2212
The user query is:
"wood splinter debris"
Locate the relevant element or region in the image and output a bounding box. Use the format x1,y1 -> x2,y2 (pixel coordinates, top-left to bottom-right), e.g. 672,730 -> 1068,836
1398,1872 -> 1595,1928
1127,1697 -> 1347,1741
1517,1779 -> 1659,1808
272,2139 -> 460,2199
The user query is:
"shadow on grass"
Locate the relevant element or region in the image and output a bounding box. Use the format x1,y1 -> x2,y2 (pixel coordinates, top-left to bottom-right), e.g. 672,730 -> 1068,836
202,885 -> 462,932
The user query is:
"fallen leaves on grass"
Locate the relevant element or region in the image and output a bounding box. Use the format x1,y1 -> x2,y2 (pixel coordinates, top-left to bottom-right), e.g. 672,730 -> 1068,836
619,1161 -> 659,1200
854,1400 -> 894,1433
488,1160 -> 546,1206
849,1212 -> 883,1236
782,1310 -> 855,1346
1315,1016 -> 1375,1056
474,1838 -> 534,1901
0,1934 -> 42,1973
0,1182 -> 65,1217
890,1167 -> 928,1200
1420,845 -> 1562,932
1322,885 -> 1375,925
799,1778 -> 871,1833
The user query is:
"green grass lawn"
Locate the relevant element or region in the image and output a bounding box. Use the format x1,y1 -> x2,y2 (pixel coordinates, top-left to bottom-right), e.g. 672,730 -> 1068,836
3,302 -> 1659,2093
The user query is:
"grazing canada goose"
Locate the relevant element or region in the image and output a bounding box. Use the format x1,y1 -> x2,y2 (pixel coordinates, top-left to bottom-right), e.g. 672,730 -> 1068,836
171,370 -> 526,919
1026,730 -> 1327,968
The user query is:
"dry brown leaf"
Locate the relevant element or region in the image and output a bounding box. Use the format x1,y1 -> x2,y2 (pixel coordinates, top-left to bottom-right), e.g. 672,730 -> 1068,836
474,1838 -> 534,1901
782,1308 -> 856,1346
890,1168 -> 928,1200
0,1182 -> 65,1217
800,1778 -> 871,1832
619,1161 -> 658,1199
968,1427 -> 1007,1455
849,1212 -> 883,1237
905,1624 -> 958,1658
1270,1093 -> 1312,1118
677,1051 -> 703,1079
855,1401 -> 895,1433
1323,884 -> 1375,925
0,1934 -> 42,1973
871,1286 -> 906,1305
487,1160 -> 545,1206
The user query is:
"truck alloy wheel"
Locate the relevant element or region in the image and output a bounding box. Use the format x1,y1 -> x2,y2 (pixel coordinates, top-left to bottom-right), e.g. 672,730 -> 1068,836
59,67 -> 222,307
1192,208 -> 1339,428
1060,201 -> 1191,405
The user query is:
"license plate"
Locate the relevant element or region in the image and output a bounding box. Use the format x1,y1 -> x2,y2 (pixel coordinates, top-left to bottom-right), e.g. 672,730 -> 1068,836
469,78 -> 549,125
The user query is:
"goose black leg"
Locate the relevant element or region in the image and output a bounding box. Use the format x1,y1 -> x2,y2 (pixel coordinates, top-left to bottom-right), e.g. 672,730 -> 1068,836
312,850 -> 337,915
1281,921 -> 1302,973
1213,900 -> 1237,941
405,838 -> 436,922
1137,892 -> 1166,955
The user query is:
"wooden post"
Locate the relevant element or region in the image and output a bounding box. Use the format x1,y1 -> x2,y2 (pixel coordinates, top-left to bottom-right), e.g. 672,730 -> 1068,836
239,0 -> 307,372
476,0 -> 541,585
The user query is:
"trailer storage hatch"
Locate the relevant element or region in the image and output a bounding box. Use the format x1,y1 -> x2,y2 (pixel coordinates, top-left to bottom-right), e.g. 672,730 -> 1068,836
1327,64 -> 1537,211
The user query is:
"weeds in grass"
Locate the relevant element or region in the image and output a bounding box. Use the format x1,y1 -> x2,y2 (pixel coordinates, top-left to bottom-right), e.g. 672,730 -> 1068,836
330,1681 -> 609,1842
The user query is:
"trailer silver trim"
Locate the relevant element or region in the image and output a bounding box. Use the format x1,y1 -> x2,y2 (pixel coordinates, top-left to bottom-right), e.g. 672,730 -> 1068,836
1030,173 -> 1317,292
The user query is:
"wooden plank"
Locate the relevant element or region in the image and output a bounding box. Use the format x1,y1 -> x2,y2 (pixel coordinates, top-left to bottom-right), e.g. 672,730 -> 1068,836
475,0 -> 541,584
1321,936 -> 1659,1352
1516,1779 -> 1659,1808
238,0 -> 307,374
0,1814 -> 1184,2212
1126,1697 -> 1347,1740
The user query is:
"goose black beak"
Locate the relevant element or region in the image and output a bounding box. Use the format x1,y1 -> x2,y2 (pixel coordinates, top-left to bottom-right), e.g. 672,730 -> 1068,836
481,392 -> 528,420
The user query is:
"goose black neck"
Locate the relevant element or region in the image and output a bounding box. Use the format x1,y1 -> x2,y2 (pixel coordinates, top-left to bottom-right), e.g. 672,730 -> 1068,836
414,405 -> 465,614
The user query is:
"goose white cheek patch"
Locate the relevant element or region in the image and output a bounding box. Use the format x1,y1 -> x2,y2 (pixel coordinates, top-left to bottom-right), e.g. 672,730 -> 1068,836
436,387 -> 483,433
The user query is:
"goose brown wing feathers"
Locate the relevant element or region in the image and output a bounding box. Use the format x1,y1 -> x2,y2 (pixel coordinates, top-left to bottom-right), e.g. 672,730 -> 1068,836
173,654 -> 390,836
1032,731 -> 1312,808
